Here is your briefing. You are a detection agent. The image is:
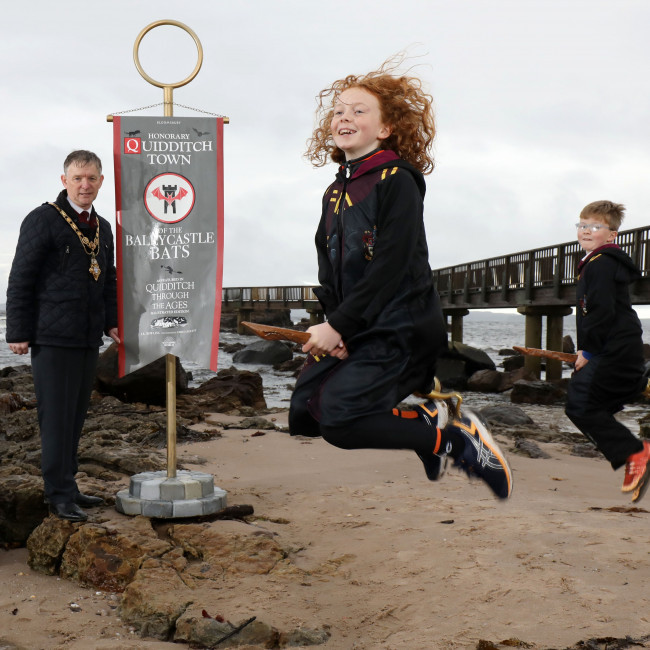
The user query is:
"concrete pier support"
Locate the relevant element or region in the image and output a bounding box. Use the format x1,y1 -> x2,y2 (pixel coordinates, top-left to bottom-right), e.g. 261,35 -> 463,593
236,309 -> 252,334
443,308 -> 469,343
307,309 -> 325,325
517,306 -> 572,380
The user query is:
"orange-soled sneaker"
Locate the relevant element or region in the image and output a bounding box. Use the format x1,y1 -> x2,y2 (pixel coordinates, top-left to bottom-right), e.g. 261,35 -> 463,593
632,478 -> 650,503
449,408 -> 513,499
621,440 -> 650,495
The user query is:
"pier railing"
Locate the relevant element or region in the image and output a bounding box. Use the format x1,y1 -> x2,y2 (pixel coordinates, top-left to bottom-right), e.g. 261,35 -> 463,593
222,225 -> 650,312
222,285 -> 320,309
432,225 -> 650,309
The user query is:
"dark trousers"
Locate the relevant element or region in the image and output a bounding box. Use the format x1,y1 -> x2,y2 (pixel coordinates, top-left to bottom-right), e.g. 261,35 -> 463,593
31,345 -> 99,504
289,356 -> 443,455
565,357 -> 644,469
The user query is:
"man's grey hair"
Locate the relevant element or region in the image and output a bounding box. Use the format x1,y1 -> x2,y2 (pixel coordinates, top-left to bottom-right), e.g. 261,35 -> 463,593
63,150 -> 103,175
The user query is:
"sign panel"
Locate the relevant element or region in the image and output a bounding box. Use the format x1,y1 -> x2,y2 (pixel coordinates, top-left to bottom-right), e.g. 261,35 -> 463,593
113,116 -> 224,376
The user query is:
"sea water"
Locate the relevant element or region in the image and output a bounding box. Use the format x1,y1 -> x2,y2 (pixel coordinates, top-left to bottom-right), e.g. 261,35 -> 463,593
1,309 -> 649,412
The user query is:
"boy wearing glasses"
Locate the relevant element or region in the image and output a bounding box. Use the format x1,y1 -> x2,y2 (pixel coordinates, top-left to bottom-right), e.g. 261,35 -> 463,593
566,200 -> 650,501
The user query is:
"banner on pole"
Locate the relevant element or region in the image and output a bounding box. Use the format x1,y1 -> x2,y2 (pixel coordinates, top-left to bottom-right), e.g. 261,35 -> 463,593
113,116 -> 224,377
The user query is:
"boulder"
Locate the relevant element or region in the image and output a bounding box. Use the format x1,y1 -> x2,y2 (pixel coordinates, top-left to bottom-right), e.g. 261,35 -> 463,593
501,355 -> 525,372
639,412 -> 650,439
174,612 -> 330,648
513,439 -> 552,459
467,369 -> 504,393
95,344 -> 188,406
176,367 -> 266,415
119,562 -> 193,640
445,341 -> 496,373
467,367 -> 537,393
0,365 -> 37,404
563,334 -> 576,355
60,517 -> 173,592
479,405 -> 534,426
233,340 -> 293,365
510,379 -> 567,405
169,520 -> 286,577
274,356 -> 306,373
500,367 -> 538,391
0,474 -> 49,546
26,516 -> 79,574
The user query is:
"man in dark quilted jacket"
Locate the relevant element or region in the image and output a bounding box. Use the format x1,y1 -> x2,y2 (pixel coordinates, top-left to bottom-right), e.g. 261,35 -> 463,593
6,150 -> 119,521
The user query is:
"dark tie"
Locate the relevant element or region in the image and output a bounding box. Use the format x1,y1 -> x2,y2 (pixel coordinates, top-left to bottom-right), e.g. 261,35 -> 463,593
79,210 -> 97,227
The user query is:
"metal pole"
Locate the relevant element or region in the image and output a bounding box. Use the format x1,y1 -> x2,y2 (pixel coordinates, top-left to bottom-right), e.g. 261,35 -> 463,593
166,353 -> 177,478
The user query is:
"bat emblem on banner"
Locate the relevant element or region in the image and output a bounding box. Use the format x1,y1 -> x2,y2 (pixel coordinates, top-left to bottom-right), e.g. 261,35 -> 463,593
151,186 -> 189,205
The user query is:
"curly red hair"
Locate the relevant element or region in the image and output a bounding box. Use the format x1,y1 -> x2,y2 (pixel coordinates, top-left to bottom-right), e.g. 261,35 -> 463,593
305,57 -> 435,174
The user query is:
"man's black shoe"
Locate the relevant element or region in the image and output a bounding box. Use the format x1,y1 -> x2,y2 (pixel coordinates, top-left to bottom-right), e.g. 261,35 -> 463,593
49,502 -> 88,522
75,493 -> 104,507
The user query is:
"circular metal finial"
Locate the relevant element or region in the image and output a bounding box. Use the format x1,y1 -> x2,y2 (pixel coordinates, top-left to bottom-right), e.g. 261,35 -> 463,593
133,19 -> 203,89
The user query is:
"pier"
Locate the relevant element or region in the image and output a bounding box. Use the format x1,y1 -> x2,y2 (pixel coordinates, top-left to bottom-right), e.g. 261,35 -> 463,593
223,225 -> 650,380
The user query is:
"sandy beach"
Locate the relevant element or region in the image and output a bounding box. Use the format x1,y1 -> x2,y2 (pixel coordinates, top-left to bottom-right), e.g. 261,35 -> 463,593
1,406 -> 650,650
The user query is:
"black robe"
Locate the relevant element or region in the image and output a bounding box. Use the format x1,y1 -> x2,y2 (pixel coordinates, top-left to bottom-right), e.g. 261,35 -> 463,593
574,244 -> 645,409
289,150 -> 447,433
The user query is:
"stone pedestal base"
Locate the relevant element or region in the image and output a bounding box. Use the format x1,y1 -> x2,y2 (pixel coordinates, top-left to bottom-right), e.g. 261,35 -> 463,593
115,470 -> 227,519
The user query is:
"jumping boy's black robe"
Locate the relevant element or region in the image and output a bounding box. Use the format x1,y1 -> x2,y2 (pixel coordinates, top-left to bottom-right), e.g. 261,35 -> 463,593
289,150 -> 447,434
566,244 -> 646,467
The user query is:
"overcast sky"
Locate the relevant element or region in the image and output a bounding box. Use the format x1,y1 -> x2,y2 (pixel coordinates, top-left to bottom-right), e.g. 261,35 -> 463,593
2,0 -> 649,306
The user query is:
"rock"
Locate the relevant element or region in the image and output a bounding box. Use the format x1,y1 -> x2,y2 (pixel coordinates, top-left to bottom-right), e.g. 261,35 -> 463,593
479,405 -> 534,426
95,344 -> 189,406
26,516 -> 79,574
563,334 -> 576,354
174,612 -> 330,648
174,613 -> 280,648
60,517 -> 173,592
274,356 -> 306,373
639,413 -> 650,439
220,341 -> 246,354
0,392 -> 31,416
169,520 -> 286,578
119,562 -> 193,640
510,380 -> 567,405
501,355 -> 524,372
570,442 -> 600,458
513,438 -> 551,458
467,369 -> 504,392
501,367 -> 539,390
0,474 -> 49,548
437,342 -> 496,390
1,405 -> 40,443
233,340 -> 293,365
467,368 -> 537,393
226,416 -> 277,430
445,341 -> 496,373
0,365 -> 37,404
176,367 -> 266,415
285,626 -> 332,646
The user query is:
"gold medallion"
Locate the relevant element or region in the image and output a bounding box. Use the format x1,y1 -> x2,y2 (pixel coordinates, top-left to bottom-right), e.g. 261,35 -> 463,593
89,256 -> 101,281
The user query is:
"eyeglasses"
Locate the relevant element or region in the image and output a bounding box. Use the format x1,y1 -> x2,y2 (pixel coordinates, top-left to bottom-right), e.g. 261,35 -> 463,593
575,222 -> 612,233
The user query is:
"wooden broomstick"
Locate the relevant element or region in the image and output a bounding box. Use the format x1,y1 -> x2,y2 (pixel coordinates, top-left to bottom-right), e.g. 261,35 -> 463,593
240,321 -> 464,416
512,345 -> 578,364
240,321 -> 311,345
513,346 -> 650,398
